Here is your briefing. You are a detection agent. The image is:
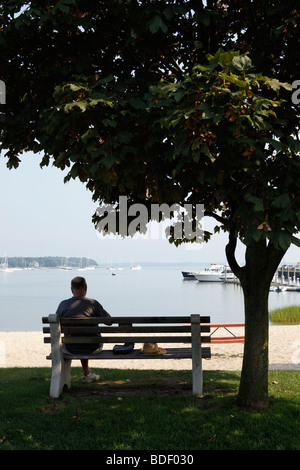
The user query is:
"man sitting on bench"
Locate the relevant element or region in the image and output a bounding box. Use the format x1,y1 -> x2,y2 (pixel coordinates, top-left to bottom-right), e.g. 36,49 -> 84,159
55,276 -> 112,383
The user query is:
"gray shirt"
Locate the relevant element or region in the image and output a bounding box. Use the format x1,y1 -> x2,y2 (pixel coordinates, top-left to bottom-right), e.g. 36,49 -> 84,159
56,296 -> 111,353
56,296 -> 110,320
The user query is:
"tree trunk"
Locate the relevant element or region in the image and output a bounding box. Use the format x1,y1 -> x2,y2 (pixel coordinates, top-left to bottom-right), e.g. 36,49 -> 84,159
226,234 -> 286,408
238,249 -> 271,409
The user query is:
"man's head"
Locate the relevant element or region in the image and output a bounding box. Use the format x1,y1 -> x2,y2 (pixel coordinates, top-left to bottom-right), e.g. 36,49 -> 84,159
71,276 -> 87,297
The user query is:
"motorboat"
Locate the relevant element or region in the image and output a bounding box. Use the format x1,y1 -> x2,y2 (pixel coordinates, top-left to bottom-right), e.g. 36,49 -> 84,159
181,271 -> 200,280
219,267 -> 236,282
270,285 -> 287,292
194,264 -> 225,282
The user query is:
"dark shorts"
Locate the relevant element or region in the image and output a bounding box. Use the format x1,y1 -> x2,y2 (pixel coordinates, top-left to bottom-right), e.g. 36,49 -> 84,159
65,343 -> 102,355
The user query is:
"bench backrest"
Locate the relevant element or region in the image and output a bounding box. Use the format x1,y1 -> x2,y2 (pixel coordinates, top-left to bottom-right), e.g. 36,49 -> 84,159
42,314 -> 211,346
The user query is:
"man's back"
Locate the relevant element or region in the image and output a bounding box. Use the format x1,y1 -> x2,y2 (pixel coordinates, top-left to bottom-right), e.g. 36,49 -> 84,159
56,296 -> 110,319
56,295 -> 111,354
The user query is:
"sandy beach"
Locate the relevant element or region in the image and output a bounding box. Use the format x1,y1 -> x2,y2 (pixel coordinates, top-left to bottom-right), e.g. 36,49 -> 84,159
0,325 -> 299,371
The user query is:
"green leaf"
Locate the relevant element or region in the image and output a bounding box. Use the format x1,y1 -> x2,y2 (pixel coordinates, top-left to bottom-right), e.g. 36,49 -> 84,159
103,154 -> 116,169
147,15 -> 168,34
246,194 -> 264,212
6,156 -> 21,169
64,101 -> 88,112
89,98 -> 114,108
291,236 -> 300,248
195,103 -> 223,122
220,72 -> 249,88
270,231 -> 292,251
271,194 -> 291,209
102,118 -> 117,127
232,55 -> 252,72
128,97 -> 146,109
266,79 -> 292,92
207,49 -> 238,67
174,90 -> 185,103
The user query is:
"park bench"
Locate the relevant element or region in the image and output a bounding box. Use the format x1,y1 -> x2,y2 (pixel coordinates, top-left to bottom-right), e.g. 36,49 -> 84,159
42,314 -> 211,398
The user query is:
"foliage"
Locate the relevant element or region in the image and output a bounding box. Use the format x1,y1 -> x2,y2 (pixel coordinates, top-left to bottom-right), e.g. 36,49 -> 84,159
147,50 -> 299,251
0,1 -> 299,250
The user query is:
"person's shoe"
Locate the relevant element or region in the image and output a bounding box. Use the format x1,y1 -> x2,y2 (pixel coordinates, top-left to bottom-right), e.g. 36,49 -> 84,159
81,371 -> 100,383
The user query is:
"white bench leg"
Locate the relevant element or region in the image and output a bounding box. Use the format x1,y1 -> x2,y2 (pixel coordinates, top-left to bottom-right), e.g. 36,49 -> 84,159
50,358 -> 72,398
191,314 -> 203,395
49,314 -> 71,398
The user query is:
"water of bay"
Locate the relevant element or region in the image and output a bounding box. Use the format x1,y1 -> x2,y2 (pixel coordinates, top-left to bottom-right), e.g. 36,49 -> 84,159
0,263 -> 299,331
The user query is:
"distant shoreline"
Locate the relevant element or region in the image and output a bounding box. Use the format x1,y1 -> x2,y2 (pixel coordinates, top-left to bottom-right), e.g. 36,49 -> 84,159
1,256 -> 98,269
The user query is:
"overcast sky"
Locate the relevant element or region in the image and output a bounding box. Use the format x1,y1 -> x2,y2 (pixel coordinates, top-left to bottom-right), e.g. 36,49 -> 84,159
0,151 -> 299,266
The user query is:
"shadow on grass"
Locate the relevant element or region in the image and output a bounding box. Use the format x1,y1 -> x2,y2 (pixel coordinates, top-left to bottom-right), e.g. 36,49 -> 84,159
0,368 -> 299,450
67,369 -> 239,399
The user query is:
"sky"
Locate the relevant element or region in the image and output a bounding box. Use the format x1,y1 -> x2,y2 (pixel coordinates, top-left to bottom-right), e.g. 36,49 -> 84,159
0,150 -> 299,266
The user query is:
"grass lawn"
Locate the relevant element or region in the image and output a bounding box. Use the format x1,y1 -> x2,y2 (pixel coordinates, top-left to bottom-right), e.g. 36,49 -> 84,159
0,367 -> 299,450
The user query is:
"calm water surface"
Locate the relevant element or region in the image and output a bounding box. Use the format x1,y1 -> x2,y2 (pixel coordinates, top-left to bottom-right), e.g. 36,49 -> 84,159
0,263 -> 299,331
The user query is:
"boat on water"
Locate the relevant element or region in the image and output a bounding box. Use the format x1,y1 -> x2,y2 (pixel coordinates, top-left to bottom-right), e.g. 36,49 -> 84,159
181,271 -> 200,280
194,264 -> 225,282
218,267 -> 236,282
130,264 -> 141,270
0,256 -> 15,272
78,258 -> 95,271
270,285 -> 288,292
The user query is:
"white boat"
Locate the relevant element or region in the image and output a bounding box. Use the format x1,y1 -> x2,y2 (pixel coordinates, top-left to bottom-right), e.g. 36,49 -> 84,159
194,264 -> 225,282
0,256 -> 15,272
182,271 -> 200,280
78,258 -> 95,271
270,285 -> 288,292
130,264 -> 141,270
219,267 -> 236,282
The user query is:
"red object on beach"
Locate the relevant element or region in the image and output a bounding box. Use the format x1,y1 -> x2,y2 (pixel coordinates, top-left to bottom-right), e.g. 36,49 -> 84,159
185,323 -> 245,344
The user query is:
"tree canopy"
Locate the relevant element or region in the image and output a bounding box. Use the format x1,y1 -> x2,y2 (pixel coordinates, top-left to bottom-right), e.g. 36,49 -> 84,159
1,0 -> 299,408
1,1 -> 299,248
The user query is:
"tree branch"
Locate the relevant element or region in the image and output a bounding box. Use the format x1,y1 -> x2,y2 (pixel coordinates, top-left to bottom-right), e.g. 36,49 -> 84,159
204,210 -> 229,226
225,226 -> 243,279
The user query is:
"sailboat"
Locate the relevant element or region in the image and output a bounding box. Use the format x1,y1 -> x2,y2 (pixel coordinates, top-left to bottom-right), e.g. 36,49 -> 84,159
0,256 -> 15,272
59,258 -> 72,270
78,258 -> 95,271
130,264 -> 141,270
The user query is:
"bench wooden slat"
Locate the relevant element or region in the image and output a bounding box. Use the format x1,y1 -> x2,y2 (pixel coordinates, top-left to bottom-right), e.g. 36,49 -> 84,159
46,347 -> 211,361
44,336 -> 211,344
61,325 -> 210,334
61,335 -> 211,344
44,325 -> 211,335
42,315 -> 211,325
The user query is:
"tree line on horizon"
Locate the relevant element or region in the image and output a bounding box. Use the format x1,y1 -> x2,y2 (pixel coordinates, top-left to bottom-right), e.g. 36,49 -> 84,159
4,256 -> 98,268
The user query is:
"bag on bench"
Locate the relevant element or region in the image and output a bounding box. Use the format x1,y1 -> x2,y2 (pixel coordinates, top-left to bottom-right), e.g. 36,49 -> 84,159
113,342 -> 135,354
